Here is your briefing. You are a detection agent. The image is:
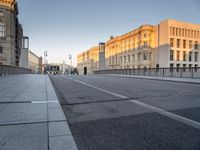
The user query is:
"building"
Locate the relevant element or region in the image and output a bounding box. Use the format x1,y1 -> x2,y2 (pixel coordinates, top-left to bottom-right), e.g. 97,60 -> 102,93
28,50 -> 42,73
0,0 -> 23,66
77,19 -> 200,74
46,63 -> 70,74
20,49 -> 43,73
77,46 -> 99,74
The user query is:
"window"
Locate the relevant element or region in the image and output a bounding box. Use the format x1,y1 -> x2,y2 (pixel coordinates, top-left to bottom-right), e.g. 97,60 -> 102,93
144,41 -> 148,48
149,52 -> 152,60
132,54 -> 135,62
170,27 -> 173,35
183,40 -> 186,48
194,31 -> 196,38
170,50 -> 174,61
173,27 -> 175,35
128,55 -> 130,62
191,30 -> 193,38
189,40 -> 193,49
182,29 -> 185,37
188,30 -> 191,38
137,53 -> 140,61
144,33 -> 147,37
189,52 -> 192,62
177,51 -> 180,61
0,23 -> 5,37
124,56 -> 126,63
177,39 -> 180,48
120,56 -> 122,63
195,52 -> 198,62
179,28 -> 181,36
185,30 -> 188,37
143,53 -> 147,60
183,51 -> 186,61
0,11 -> 3,16
194,41 -> 198,49
170,38 -> 174,47
0,47 -> 2,53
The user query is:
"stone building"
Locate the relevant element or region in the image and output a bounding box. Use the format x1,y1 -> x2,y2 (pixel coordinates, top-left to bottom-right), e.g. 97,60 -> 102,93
28,50 -> 42,73
0,0 -> 23,66
77,19 -> 200,74
77,46 -> 99,75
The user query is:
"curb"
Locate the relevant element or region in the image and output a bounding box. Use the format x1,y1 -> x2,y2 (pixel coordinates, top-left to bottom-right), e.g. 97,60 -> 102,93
46,76 -> 78,150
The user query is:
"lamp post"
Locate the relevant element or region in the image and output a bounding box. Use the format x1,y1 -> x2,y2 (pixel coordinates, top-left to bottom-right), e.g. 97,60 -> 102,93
44,51 -> 47,74
69,54 -> 72,74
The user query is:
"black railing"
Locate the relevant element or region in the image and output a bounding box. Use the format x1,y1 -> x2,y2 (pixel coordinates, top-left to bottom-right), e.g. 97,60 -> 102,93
0,65 -> 33,76
94,67 -> 200,78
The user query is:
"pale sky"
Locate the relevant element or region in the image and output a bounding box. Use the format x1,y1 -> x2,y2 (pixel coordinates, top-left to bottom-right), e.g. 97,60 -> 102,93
17,0 -> 200,66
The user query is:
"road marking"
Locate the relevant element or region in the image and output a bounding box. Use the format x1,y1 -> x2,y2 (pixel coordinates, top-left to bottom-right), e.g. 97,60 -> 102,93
31,100 -> 59,104
64,76 -> 200,129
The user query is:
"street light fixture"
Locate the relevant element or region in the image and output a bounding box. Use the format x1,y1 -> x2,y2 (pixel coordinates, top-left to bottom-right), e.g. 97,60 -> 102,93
44,51 -> 47,74
69,54 -> 72,74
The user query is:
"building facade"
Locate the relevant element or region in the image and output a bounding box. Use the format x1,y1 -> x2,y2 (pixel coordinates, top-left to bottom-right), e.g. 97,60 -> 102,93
19,44 -> 42,74
77,19 -> 200,74
46,63 -> 70,74
77,46 -> 100,74
0,0 -> 23,66
28,50 -> 42,73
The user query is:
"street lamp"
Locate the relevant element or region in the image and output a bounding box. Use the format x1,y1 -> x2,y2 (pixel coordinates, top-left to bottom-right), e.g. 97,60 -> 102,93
44,51 -> 47,74
69,54 -> 72,74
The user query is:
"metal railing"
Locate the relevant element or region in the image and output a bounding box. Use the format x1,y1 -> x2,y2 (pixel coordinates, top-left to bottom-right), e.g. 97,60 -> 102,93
94,67 -> 200,78
0,65 -> 33,76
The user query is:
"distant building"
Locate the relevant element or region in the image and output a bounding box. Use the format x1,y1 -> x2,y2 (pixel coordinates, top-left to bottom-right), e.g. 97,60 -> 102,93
46,63 -> 70,74
20,49 -> 42,73
0,0 -> 23,66
77,46 -> 100,75
77,19 -> 200,74
28,50 -> 42,73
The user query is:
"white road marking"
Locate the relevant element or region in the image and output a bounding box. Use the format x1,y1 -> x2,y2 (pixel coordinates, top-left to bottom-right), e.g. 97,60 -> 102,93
64,76 -> 200,129
31,100 -> 59,104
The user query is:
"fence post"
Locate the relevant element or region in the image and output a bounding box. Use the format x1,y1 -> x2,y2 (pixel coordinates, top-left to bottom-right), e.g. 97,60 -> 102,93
180,69 -> 182,78
191,68 -> 194,78
163,68 -> 164,77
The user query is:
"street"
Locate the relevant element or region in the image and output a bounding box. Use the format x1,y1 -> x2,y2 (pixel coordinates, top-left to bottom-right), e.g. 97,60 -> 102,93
50,75 -> 200,150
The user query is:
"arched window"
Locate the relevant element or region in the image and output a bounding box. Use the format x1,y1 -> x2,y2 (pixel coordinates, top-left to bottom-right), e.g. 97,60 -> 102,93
0,22 -> 5,37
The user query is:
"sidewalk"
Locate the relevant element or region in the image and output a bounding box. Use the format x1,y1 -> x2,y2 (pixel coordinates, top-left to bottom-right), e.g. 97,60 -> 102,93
0,74 -> 77,150
103,74 -> 200,84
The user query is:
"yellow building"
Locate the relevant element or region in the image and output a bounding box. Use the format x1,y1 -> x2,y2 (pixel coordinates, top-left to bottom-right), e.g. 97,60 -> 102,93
77,19 -> 200,74
77,46 -> 99,74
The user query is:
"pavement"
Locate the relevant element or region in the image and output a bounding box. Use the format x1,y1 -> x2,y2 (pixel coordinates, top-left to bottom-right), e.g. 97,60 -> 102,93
102,74 -> 200,84
0,74 -> 77,150
49,74 -> 200,150
1,74 -> 200,150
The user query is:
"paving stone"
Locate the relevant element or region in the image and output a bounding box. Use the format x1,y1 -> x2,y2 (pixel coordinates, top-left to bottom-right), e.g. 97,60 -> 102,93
49,121 -> 71,137
49,135 -> 77,150
0,123 -> 48,150
0,103 -> 47,125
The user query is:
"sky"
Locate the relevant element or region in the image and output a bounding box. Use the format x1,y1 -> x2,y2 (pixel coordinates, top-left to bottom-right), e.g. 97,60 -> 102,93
17,0 -> 200,66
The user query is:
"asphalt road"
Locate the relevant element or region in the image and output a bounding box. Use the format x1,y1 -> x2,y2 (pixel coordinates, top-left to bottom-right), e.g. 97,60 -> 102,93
50,75 -> 200,150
